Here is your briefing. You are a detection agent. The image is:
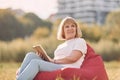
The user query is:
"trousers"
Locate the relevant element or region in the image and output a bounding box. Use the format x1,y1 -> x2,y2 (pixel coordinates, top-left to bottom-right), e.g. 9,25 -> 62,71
16,52 -> 63,80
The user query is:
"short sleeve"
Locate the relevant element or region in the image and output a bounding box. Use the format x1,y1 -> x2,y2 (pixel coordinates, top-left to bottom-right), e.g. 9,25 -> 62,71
72,38 -> 87,54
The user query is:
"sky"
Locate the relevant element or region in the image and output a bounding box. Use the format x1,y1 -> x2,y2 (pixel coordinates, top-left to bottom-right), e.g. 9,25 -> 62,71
0,0 -> 58,19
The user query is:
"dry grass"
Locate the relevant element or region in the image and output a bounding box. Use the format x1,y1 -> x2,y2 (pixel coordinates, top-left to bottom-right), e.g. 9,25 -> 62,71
0,61 -> 120,80
0,62 -> 20,80
104,61 -> 120,80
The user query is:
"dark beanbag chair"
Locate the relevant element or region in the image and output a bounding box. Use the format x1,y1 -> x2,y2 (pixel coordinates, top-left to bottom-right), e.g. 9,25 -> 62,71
34,44 -> 108,80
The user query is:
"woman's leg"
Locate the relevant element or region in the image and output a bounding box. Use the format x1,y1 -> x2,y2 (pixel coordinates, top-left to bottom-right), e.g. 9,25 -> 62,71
17,59 -> 63,80
18,52 -> 41,74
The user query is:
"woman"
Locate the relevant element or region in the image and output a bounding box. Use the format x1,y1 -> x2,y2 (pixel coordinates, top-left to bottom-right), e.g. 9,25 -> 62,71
16,17 -> 87,80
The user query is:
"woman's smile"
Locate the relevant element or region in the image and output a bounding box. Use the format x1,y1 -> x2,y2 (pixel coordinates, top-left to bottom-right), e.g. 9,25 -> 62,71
63,22 -> 76,40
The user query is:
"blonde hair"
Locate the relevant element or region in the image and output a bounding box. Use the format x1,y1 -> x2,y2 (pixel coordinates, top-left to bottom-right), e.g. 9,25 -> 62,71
57,17 -> 82,40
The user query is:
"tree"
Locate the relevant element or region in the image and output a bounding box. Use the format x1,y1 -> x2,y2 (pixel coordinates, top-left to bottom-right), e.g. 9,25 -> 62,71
22,13 -> 53,36
106,10 -> 120,28
0,9 -> 25,41
24,13 -> 52,30
105,10 -> 120,42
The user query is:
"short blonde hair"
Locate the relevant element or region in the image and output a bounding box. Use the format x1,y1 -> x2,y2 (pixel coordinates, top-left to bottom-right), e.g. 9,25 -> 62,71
57,17 -> 82,40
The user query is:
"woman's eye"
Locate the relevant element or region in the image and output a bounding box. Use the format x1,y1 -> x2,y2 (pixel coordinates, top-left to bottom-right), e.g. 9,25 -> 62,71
65,26 -> 69,28
71,25 -> 75,27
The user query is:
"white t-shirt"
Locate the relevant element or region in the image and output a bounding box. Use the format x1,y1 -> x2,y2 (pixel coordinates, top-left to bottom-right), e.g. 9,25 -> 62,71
54,38 -> 87,68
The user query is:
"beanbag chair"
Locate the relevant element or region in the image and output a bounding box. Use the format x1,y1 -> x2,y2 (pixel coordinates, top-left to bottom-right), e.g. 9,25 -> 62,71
34,44 -> 108,80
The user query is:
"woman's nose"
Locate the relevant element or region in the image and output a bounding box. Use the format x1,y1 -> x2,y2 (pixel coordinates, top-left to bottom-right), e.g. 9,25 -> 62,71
69,26 -> 73,29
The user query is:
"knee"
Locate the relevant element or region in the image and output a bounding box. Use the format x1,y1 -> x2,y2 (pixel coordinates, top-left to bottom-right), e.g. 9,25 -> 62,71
30,59 -> 40,66
25,52 -> 36,58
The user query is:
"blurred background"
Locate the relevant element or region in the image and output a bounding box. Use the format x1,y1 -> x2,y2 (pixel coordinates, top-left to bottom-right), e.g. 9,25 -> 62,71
0,0 -> 120,80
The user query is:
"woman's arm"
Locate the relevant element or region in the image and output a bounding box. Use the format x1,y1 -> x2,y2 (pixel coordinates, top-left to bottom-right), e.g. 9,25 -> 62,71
54,50 -> 83,64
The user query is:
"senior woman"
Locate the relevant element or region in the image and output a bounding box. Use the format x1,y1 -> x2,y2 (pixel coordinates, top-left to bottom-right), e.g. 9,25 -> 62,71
16,17 -> 87,80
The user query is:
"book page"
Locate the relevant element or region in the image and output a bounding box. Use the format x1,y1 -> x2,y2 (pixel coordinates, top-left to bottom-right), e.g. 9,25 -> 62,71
32,45 -> 50,61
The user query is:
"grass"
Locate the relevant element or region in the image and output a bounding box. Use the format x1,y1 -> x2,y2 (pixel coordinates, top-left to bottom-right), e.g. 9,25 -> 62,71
0,61 -> 120,80
104,61 -> 120,80
0,62 -> 20,80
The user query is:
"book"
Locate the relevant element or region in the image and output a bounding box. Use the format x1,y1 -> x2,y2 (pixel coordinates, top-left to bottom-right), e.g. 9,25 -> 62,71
32,45 -> 50,61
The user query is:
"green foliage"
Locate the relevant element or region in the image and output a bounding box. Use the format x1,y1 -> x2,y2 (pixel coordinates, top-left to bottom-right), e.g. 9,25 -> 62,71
0,10 -> 120,62
0,9 -> 53,41
32,27 -> 50,39
18,16 -> 35,36
0,35 -> 62,62
0,9 -> 25,41
0,38 -> 32,62
19,12 -> 52,38
22,13 -> 53,37
91,40 -> 120,61
106,10 -> 120,27
80,23 -> 103,42
23,12 -> 52,30
105,10 -> 120,42
103,25 -> 120,43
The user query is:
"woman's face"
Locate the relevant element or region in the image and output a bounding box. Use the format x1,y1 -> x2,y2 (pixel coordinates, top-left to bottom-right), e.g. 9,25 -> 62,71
63,22 -> 77,40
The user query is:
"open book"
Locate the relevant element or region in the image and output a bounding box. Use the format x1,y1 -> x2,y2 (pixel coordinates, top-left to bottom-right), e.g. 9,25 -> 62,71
32,45 -> 50,61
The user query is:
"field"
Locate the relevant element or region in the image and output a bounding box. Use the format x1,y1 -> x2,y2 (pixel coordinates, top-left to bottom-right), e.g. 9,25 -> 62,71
105,61 -> 120,80
0,61 -> 120,80
0,62 -> 20,80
